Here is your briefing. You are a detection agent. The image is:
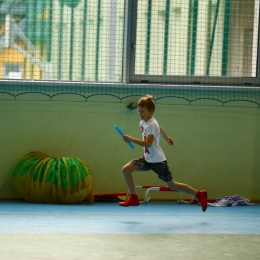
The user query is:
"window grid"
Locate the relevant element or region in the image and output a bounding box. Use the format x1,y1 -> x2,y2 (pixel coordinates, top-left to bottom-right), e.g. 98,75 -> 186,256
0,0 -> 259,86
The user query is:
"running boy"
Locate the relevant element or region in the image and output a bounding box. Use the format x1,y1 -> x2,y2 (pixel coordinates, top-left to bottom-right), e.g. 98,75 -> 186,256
119,95 -> 207,212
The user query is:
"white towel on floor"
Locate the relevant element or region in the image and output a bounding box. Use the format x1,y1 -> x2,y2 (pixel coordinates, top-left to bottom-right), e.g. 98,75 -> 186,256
208,194 -> 254,207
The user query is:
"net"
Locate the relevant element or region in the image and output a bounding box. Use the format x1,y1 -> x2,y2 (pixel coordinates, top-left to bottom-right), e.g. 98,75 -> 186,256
0,81 -> 259,107
0,0 -> 259,106
11,151 -> 94,204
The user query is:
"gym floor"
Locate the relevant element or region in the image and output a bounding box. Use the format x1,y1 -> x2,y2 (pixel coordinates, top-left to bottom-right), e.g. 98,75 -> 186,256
0,201 -> 259,260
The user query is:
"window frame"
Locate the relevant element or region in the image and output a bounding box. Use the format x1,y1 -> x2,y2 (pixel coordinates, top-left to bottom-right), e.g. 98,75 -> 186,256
0,0 -> 259,87
127,0 -> 260,87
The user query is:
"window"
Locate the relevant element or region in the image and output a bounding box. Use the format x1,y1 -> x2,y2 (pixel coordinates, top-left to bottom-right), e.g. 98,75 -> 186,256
130,0 -> 260,85
3,63 -> 22,79
0,0 -> 259,86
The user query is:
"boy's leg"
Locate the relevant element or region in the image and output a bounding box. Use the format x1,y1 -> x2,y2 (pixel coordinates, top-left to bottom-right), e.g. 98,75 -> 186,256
166,180 -> 207,212
166,180 -> 197,196
122,162 -> 140,194
119,162 -> 140,207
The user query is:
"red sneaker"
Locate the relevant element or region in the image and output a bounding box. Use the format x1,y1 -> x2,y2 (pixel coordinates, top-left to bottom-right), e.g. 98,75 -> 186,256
119,195 -> 140,207
196,190 -> 207,212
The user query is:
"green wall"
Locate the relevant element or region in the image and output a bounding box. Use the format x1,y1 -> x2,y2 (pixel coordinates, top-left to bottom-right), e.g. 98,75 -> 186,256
0,94 -> 259,201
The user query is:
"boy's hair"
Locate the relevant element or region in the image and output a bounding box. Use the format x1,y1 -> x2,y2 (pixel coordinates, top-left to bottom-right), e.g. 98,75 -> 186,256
138,95 -> 155,112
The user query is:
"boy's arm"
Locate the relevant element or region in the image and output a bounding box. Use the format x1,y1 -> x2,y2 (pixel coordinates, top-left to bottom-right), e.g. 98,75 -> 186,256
159,126 -> 174,146
123,134 -> 154,148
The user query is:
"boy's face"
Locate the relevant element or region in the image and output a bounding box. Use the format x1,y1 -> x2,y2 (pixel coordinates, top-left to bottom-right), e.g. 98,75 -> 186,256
137,106 -> 154,122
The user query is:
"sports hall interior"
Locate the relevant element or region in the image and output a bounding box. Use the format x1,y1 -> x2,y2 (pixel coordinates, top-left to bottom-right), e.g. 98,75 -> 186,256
0,0 -> 259,259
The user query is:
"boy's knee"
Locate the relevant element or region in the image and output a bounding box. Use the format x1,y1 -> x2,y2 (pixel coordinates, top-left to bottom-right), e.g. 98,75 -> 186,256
122,165 -> 131,174
122,163 -> 138,175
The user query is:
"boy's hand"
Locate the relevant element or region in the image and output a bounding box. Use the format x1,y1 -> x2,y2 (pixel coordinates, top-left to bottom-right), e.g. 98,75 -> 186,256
123,135 -> 132,142
167,137 -> 174,146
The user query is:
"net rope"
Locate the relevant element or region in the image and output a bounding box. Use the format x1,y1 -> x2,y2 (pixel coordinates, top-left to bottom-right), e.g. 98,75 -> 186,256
0,0 -> 259,107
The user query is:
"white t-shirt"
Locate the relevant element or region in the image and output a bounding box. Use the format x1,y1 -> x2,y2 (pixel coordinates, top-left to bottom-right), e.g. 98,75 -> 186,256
139,117 -> 166,163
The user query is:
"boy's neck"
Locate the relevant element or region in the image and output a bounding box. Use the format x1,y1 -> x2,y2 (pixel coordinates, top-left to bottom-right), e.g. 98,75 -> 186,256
144,116 -> 153,122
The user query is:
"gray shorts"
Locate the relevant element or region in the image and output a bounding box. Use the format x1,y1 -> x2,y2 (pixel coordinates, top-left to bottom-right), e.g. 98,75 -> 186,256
132,156 -> 173,182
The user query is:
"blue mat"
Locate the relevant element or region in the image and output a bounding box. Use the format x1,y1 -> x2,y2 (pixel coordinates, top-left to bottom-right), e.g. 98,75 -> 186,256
0,201 -> 259,234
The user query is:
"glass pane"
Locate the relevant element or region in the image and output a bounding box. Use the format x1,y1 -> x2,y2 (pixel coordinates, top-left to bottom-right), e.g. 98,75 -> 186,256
135,0 -> 259,77
0,0 -> 125,82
